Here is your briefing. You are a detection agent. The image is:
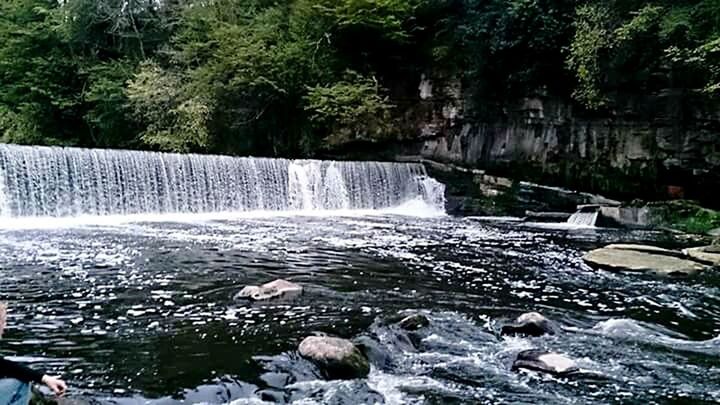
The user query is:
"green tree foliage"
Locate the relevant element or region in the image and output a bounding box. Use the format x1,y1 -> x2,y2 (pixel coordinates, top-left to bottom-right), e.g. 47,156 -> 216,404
0,0 -> 80,144
0,0 -> 719,152
126,62 -> 211,152
305,71 -> 394,146
567,1 -> 720,109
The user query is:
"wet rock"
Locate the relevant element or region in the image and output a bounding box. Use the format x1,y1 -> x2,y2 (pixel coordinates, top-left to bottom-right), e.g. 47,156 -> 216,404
683,246 -> 720,267
583,245 -> 707,276
353,335 -> 393,369
501,312 -> 558,337
298,336 -> 370,380
257,389 -> 288,403
512,350 -> 579,376
523,211 -> 572,223
604,244 -> 687,259
398,314 -> 430,331
287,380 -> 385,404
260,371 -> 292,389
235,279 -> 302,301
30,387 -> 57,405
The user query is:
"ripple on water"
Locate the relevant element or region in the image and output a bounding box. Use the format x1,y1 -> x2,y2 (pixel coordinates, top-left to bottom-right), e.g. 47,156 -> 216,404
0,215 -> 718,403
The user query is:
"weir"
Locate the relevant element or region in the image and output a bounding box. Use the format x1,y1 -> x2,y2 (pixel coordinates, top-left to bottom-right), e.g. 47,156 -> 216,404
0,144 -> 445,218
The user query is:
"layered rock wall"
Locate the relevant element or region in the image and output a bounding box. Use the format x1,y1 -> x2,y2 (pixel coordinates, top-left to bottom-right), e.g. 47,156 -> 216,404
402,75 -> 720,208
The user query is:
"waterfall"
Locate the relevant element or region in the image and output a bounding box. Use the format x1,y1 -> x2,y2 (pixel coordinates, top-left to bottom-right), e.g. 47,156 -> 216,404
0,144 -> 446,218
566,210 -> 599,227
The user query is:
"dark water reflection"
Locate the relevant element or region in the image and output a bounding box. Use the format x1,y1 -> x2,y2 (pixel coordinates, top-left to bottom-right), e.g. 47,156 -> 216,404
1,215 -> 719,404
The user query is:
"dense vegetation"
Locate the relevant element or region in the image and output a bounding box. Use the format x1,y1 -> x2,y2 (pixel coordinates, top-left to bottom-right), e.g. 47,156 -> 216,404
0,0 -> 718,156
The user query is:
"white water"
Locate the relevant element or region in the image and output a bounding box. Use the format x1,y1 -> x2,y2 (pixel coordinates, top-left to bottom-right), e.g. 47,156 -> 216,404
566,211 -> 599,227
0,165 -> 8,217
0,144 -> 445,220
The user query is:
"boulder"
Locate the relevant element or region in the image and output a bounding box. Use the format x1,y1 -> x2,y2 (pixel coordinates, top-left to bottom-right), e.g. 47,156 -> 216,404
583,245 -> 707,276
512,350 -> 579,376
501,312 -> 558,337
298,336 -> 370,380
398,314 -> 430,331
235,279 -> 302,301
683,246 -> 720,267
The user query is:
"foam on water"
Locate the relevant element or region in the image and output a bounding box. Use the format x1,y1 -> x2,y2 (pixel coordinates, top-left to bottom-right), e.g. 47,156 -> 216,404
0,198 -> 444,230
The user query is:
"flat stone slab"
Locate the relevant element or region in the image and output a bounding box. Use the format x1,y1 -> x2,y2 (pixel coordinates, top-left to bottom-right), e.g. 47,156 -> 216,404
584,248 -> 707,276
604,244 -> 687,258
683,246 -> 720,267
235,279 -> 303,301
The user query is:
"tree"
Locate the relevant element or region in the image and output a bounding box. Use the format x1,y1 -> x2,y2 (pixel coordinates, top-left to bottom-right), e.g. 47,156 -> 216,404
305,71 -> 394,146
126,62 -> 211,152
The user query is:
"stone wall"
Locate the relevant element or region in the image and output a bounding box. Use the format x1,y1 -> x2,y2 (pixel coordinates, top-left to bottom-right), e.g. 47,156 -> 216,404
400,74 -> 720,208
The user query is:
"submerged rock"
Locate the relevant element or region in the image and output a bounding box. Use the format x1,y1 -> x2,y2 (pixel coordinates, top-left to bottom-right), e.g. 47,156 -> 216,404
512,350 -> 579,376
235,279 -> 302,301
398,313 -> 430,331
257,389 -> 288,403
354,335 -> 393,369
683,246 -> 720,267
30,387 -> 57,405
583,245 -> 707,276
501,312 -> 557,337
298,336 -> 370,380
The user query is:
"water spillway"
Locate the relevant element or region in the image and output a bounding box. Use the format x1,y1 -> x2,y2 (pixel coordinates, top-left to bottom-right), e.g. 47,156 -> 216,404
0,144 -> 445,218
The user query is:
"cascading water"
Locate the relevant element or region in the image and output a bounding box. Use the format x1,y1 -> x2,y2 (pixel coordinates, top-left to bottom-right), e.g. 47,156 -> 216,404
0,144 -> 445,218
0,165 -> 8,217
566,210 -> 599,227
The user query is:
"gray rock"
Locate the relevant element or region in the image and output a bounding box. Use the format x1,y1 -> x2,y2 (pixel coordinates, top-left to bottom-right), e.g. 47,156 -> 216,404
354,335 -> 393,369
512,350 -> 579,376
583,246 -> 707,276
30,387 -> 57,405
523,211 -> 572,223
235,279 -> 302,301
501,312 -> 558,337
604,244 -> 687,259
398,314 -> 430,331
260,372 -> 292,389
298,336 -> 370,380
683,246 -> 720,267
257,389 -> 288,403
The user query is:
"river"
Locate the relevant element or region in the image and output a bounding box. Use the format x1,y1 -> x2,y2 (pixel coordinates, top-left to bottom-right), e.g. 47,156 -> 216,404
0,145 -> 719,404
1,213 -> 718,404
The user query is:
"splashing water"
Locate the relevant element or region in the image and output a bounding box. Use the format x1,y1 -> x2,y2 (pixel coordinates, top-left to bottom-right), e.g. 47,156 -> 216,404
566,211 -> 599,227
0,165 -> 8,217
0,144 -> 445,218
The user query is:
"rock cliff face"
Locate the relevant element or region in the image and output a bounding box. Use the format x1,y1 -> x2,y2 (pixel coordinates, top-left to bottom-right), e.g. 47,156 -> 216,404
401,75 -> 720,208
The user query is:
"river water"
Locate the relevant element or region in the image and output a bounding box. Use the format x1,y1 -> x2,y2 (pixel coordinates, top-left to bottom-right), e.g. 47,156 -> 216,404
1,212 -> 719,404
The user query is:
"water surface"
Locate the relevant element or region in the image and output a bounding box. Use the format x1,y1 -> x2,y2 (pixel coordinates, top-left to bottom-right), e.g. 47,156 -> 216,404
1,214 -> 718,404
